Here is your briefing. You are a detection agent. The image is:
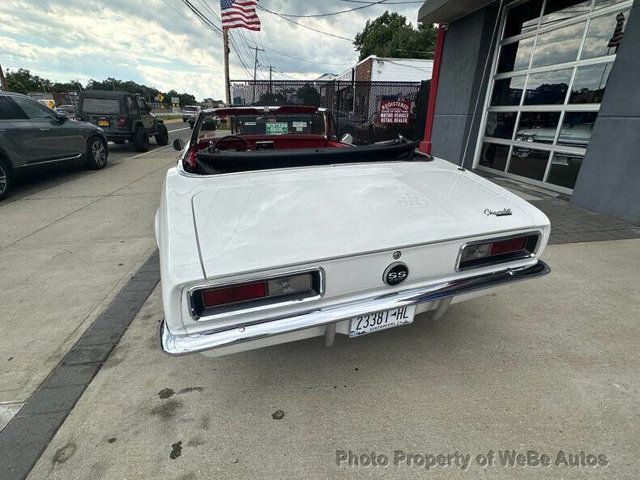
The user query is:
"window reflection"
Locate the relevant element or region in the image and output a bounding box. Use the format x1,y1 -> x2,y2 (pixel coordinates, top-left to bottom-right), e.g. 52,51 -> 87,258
569,63 -> 613,103
531,21 -> 586,68
548,153 -> 583,188
594,0 -> 627,10
508,147 -> 550,180
497,38 -> 534,73
582,9 -> 630,59
485,112 -> 517,139
515,112 -> 561,144
557,112 -> 597,148
524,69 -> 572,105
504,0 -> 543,37
540,0 -> 591,27
491,76 -> 526,106
480,143 -> 510,171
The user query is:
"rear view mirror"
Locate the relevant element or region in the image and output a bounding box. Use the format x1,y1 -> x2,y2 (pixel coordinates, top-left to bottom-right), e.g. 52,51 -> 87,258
173,138 -> 185,151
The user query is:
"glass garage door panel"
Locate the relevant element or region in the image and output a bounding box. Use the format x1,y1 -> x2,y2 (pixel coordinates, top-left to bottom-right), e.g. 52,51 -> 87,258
508,148 -> 550,181
479,143 -> 510,171
557,112 -> 597,147
515,112 -> 561,144
503,0 -> 543,37
497,39 -> 535,73
485,112 -> 518,139
548,153 -> 584,188
491,76 -> 527,106
531,21 -> 586,68
524,69 -> 573,105
569,63 -> 613,103
581,8 -> 631,59
540,0 -> 591,27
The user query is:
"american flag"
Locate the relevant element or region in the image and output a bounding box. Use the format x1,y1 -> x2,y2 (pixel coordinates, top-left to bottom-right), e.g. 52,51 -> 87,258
220,0 -> 261,31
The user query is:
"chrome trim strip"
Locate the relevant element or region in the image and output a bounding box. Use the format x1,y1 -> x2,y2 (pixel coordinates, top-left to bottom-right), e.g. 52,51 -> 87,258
160,260 -> 550,356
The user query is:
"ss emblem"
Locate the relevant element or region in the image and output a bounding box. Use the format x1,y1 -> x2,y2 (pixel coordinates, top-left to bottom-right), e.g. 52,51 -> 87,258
383,262 -> 409,286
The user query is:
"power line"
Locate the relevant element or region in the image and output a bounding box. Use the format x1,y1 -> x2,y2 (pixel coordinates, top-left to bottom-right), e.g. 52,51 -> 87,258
260,0 -> 392,17
257,6 -> 354,41
338,0 -> 424,4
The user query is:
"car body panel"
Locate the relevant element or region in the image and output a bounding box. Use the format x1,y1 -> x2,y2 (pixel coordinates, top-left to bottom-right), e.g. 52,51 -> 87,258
156,154 -> 550,355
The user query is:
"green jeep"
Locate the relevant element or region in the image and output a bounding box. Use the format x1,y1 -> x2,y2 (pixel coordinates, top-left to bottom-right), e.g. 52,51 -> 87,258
77,90 -> 169,152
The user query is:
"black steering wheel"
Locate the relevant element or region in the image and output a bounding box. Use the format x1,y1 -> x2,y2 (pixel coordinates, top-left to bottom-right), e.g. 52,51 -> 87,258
214,135 -> 251,152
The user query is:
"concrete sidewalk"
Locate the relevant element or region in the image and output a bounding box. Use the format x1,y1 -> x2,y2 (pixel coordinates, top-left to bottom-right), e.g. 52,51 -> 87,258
0,135 -> 188,428
23,239 -> 640,480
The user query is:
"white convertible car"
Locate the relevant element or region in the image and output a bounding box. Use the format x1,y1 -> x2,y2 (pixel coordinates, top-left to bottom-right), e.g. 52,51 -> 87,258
156,106 -> 550,357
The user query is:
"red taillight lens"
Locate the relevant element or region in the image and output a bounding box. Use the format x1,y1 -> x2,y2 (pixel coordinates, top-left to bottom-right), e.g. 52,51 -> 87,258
118,116 -> 126,128
489,237 -> 527,255
202,281 -> 267,308
458,234 -> 538,270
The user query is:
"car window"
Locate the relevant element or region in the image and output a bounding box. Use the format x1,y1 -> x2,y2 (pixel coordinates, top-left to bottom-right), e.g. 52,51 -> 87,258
137,98 -> 146,110
0,97 -> 28,120
81,98 -> 121,114
11,96 -> 57,120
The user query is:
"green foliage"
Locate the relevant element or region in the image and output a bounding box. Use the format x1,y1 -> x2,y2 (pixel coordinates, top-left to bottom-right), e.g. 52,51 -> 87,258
296,84 -> 321,106
354,11 -> 437,61
5,68 -> 197,106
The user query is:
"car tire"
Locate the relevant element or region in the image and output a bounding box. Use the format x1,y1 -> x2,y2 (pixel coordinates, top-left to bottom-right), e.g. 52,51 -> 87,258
155,123 -> 169,146
0,158 -> 12,201
85,136 -> 108,169
132,126 -> 149,152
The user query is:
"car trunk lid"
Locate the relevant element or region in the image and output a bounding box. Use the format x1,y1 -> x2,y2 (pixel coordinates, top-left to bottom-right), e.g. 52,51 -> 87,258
191,162 -> 541,279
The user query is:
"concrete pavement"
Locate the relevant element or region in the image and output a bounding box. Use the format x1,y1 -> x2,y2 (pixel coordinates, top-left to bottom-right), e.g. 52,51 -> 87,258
0,125 -> 190,428
23,239 -> 640,480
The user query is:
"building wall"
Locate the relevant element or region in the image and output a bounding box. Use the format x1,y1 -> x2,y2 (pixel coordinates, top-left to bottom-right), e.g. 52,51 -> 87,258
571,2 -> 640,223
355,58 -> 374,82
430,2 -> 500,168
371,58 -> 434,82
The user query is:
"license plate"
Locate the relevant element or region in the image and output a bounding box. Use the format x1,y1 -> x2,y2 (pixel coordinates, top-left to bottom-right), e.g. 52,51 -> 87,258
97,120 -> 109,126
349,305 -> 415,338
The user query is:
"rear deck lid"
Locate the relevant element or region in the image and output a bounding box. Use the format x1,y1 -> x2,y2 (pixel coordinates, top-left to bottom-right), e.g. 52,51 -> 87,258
191,162 -> 541,279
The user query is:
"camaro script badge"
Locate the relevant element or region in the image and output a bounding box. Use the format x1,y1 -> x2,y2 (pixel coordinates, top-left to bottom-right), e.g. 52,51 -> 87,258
383,262 -> 409,286
484,208 -> 513,217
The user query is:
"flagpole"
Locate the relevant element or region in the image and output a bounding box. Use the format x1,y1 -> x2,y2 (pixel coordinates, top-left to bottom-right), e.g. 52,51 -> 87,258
223,28 -> 231,105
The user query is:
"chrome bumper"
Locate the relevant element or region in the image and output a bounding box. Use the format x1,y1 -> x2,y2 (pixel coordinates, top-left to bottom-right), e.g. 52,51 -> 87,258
160,261 -> 550,356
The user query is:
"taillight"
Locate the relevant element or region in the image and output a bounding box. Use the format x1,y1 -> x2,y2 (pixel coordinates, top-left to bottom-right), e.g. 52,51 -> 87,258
458,234 -> 539,270
191,271 -> 322,317
118,116 -> 126,128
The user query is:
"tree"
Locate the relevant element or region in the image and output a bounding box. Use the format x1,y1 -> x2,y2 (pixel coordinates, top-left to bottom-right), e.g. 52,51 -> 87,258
354,11 -> 437,61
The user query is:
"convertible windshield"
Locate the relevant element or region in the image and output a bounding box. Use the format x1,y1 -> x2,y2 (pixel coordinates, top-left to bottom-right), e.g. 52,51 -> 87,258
230,113 -> 325,136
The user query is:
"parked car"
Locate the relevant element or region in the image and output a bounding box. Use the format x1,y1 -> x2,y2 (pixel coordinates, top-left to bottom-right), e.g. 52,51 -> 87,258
155,105 -> 551,357
181,105 -> 200,126
54,104 -> 77,119
76,90 -> 168,152
0,91 -> 108,201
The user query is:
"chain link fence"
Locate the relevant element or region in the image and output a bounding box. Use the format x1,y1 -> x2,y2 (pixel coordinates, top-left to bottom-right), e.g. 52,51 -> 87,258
231,80 -> 429,145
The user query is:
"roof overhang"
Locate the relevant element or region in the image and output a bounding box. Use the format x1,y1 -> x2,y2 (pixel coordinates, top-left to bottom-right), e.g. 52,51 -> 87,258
418,0 -> 496,25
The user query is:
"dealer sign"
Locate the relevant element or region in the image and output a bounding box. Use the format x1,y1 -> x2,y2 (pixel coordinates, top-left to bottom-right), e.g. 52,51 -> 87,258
379,100 -> 411,124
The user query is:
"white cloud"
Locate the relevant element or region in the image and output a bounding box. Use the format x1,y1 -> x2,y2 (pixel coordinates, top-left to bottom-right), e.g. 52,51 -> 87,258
0,0 -> 421,100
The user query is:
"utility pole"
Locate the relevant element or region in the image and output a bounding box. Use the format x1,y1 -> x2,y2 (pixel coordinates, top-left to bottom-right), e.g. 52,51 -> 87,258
223,29 -> 231,105
0,64 -> 7,91
251,45 -> 264,104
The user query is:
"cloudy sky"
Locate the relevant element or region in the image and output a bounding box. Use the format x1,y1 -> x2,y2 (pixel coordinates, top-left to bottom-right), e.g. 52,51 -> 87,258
0,0 -> 421,100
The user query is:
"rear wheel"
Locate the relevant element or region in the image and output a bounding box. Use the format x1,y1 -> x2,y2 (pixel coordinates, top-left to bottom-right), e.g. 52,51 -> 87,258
85,136 -> 108,169
0,158 -> 12,201
155,123 -> 169,145
132,126 -> 149,152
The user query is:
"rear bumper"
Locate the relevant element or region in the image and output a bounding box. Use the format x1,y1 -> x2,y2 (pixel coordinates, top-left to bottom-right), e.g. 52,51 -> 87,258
159,260 -> 550,356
